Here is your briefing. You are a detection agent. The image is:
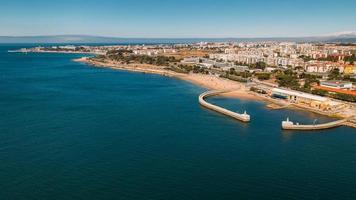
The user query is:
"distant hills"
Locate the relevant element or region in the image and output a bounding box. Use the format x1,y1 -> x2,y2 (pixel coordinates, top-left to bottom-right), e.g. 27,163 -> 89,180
0,33 -> 355,44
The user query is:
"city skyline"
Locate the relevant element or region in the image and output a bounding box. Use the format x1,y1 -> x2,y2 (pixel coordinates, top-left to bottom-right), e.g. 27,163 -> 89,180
1,0 -> 356,38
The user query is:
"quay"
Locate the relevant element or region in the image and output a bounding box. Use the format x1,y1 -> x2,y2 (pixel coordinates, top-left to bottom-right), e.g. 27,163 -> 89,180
281,117 -> 353,130
199,90 -> 250,122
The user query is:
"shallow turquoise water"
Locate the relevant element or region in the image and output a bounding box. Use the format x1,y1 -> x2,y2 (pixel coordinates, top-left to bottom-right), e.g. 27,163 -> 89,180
0,45 -> 355,200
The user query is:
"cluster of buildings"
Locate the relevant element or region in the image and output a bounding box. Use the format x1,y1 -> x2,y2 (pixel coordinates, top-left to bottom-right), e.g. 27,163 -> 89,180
179,42 -> 355,106
316,80 -> 356,96
252,84 -> 346,113
17,42 -> 356,77
206,42 -> 355,74
16,42 -> 356,78
304,61 -> 356,74
271,88 -> 343,111
133,48 -> 176,56
181,57 -> 249,73
16,45 -> 108,54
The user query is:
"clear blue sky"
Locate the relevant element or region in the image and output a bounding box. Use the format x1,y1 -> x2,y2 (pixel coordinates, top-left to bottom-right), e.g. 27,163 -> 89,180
1,0 -> 355,38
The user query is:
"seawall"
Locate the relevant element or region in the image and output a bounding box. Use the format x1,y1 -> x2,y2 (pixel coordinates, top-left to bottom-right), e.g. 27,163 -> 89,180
281,117 -> 352,130
199,90 -> 250,122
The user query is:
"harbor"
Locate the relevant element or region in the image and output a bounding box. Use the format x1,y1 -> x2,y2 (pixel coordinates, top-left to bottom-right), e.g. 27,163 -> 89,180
198,89 -> 355,131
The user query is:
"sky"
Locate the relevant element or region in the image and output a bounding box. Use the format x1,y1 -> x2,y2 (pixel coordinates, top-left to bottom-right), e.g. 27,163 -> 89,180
1,0 -> 356,38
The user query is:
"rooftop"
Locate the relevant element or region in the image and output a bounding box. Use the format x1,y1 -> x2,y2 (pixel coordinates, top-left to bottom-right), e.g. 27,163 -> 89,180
272,88 -> 328,102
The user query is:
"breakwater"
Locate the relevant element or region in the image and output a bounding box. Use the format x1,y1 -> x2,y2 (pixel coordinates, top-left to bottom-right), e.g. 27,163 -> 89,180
281,117 -> 352,130
199,90 -> 250,122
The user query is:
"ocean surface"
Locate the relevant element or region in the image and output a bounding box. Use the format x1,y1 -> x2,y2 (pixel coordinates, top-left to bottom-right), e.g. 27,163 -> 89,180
0,44 -> 355,200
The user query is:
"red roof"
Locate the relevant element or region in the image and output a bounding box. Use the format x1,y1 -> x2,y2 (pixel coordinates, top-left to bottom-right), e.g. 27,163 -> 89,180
314,85 -> 356,96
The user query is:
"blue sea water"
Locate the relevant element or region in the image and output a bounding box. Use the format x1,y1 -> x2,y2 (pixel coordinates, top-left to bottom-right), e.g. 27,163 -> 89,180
0,45 -> 355,200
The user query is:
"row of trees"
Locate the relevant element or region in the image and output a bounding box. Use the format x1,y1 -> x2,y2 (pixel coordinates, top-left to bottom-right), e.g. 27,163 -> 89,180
312,88 -> 356,102
275,70 -> 323,93
106,51 -> 179,66
256,73 -> 271,80
170,64 -> 209,74
317,56 -> 340,62
234,61 -> 267,70
228,68 -> 253,78
331,93 -> 356,102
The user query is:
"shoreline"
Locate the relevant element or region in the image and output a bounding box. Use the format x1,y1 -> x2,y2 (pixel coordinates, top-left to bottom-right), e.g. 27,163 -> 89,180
73,57 -> 355,126
74,57 -> 259,100
9,50 -> 101,54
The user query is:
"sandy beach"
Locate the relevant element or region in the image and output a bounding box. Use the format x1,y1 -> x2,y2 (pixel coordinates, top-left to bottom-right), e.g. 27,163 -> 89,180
74,57 -> 259,100
72,57 -> 356,124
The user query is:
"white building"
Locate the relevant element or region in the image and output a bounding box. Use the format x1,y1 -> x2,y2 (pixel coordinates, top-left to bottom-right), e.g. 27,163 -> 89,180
320,81 -> 353,90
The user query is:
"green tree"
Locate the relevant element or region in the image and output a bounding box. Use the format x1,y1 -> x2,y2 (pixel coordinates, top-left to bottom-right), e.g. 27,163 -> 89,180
254,61 -> 267,70
276,74 -> 300,89
299,55 -> 313,62
328,68 -> 341,80
311,89 -> 328,96
344,54 -> 356,63
256,73 -> 271,80
303,76 -> 319,90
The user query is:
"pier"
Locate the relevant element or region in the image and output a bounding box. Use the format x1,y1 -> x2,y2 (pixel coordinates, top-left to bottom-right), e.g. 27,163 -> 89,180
199,90 -> 250,122
281,117 -> 353,130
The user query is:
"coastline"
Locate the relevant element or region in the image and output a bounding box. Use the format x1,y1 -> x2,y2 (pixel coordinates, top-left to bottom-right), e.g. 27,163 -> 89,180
9,50 -> 99,54
74,57 -> 259,100
73,57 -> 355,127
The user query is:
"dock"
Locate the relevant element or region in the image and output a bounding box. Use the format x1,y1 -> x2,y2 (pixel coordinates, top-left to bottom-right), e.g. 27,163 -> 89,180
199,90 -> 250,122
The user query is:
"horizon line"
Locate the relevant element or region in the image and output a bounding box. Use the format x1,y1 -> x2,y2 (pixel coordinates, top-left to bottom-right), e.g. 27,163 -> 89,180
1,32 -> 355,39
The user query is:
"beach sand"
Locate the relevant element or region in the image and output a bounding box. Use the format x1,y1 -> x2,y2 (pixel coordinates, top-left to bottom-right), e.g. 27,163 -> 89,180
74,57 -> 259,100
